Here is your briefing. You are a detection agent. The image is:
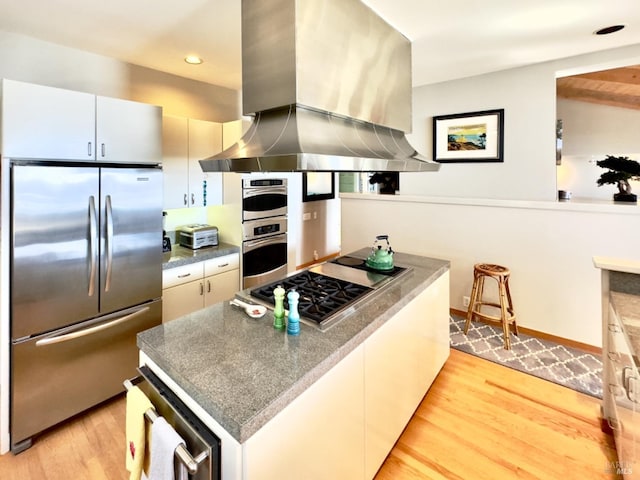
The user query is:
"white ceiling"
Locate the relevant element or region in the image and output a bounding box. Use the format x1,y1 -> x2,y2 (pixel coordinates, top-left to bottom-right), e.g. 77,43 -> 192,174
1,0 -> 640,91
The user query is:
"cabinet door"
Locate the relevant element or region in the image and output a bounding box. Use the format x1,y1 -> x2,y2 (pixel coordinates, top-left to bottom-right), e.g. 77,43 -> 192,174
363,272 -> 450,478
162,116 -> 189,209
204,270 -> 240,306
2,79 -> 95,160
188,119 -> 223,207
416,271 -> 450,391
162,280 -> 204,323
243,345 -> 365,480
96,96 -> 162,164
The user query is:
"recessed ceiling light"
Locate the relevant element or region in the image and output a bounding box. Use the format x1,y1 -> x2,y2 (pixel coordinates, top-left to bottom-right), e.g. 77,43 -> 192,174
594,25 -> 625,35
184,55 -> 203,65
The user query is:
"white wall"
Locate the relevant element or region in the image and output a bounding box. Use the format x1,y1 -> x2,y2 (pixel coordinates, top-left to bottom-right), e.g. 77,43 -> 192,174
403,62 -> 557,201
299,197 -> 342,267
556,98 -> 640,200
0,31 -> 240,121
341,195 -> 639,347
401,43 -> 640,201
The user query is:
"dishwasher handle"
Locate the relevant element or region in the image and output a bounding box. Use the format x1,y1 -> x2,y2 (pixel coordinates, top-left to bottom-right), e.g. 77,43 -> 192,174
124,374 -> 211,476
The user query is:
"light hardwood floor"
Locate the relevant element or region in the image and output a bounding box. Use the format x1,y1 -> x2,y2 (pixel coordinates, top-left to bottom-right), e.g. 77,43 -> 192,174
0,349 -> 620,480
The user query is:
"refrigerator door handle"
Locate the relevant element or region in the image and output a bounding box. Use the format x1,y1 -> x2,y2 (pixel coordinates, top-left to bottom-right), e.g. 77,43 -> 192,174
88,195 -> 98,297
105,194 -> 113,292
34,306 -> 151,347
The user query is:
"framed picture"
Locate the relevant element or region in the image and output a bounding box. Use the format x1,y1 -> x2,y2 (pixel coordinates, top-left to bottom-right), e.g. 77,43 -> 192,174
432,109 -> 504,163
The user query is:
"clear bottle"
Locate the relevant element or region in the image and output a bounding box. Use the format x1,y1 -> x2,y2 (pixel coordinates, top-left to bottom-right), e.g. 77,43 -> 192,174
273,285 -> 286,331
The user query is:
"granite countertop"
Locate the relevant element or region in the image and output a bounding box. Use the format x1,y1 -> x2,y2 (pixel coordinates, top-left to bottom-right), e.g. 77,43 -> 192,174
611,291 -> 640,360
607,267 -> 640,361
138,249 -> 449,443
162,242 -> 240,270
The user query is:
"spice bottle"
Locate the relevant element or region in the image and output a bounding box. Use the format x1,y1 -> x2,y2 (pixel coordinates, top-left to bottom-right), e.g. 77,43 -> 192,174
273,286 -> 286,331
286,289 -> 300,336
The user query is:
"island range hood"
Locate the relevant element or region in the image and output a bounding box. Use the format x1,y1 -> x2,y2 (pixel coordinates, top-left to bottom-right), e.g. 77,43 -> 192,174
200,0 -> 440,173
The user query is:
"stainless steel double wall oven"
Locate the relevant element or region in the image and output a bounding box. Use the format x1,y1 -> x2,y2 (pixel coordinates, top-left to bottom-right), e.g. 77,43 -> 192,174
241,178 -> 288,288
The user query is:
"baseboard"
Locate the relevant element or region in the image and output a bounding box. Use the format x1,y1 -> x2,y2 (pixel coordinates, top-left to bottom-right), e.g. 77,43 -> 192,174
450,308 -> 602,355
296,252 -> 340,271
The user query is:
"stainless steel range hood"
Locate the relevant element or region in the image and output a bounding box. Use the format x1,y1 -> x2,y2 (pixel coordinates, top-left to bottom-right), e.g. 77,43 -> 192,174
200,0 -> 439,173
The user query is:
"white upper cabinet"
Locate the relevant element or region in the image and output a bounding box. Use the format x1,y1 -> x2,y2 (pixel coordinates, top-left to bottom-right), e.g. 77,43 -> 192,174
1,79 -> 161,163
95,96 -> 162,163
2,79 -> 96,160
188,119 -> 222,207
162,115 -> 190,208
162,115 -> 223,209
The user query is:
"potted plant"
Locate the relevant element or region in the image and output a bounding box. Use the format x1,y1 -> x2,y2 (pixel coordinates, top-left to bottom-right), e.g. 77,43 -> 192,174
369,172 -> 399,195
596,155 -> 640,203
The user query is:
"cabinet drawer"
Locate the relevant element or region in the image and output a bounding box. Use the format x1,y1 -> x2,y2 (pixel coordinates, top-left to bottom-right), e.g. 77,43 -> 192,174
162,263 -> 204,289
204,254 -> 239,276
609,360 -> 639,410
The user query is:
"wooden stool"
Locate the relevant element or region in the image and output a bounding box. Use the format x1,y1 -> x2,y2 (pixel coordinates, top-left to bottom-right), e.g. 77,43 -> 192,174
464,263 -> 518,349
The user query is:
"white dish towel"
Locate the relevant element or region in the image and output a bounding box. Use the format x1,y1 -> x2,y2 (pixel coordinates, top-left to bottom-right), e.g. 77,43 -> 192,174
144,416 -> 187,480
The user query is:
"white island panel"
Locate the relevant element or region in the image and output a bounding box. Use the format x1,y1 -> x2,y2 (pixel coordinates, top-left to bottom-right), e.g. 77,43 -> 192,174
364,271 -> 450,477
242,344 -> 365,480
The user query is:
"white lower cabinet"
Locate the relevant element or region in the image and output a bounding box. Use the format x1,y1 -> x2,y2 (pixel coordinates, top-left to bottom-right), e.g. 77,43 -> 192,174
204,270 -> 240,307
364,271 -> 450,477
162,263 -> 205,323
604,300 -> 639,477
162,254 -> 239,323
162,280 -> 204,322
243,344 -> 365,480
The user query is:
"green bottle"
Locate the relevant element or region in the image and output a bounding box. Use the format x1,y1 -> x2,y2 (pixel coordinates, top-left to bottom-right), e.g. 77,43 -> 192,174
273,285 -> 286,331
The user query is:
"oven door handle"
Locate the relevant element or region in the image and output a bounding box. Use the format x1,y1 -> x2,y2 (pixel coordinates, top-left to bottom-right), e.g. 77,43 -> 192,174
243,235 -> 286,251
242,186 -> 287,198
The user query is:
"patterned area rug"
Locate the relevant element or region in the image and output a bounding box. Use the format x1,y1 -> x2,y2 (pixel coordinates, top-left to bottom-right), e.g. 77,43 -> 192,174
450,315 -> 603,398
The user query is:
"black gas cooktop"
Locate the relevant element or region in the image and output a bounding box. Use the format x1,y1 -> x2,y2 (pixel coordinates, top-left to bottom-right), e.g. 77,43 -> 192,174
249,256 -> 408,329
250,270 -> 373,326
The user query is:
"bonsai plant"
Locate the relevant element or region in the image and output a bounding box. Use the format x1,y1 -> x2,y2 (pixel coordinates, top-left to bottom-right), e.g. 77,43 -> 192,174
596,155 -> 640,203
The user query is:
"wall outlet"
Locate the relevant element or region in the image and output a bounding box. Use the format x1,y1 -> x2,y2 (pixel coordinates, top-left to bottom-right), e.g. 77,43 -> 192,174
462,296 -> 470,307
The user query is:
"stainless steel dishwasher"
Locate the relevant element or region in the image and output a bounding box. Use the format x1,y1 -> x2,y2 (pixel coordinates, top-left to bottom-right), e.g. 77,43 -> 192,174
125,365 -> 221,480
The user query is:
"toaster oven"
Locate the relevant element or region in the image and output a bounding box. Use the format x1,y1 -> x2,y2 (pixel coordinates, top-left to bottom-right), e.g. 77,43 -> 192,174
177,224 -> 218,249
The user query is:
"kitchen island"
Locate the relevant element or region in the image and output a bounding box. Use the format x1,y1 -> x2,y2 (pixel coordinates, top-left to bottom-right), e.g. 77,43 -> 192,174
138,249 -> 450,479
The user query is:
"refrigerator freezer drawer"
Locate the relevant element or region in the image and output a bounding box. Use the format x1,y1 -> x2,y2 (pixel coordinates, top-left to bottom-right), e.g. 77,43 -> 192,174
10,300 -> 162,452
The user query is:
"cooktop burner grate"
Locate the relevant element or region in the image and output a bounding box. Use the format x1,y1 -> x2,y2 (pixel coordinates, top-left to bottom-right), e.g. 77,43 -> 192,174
250,270 -> 373,325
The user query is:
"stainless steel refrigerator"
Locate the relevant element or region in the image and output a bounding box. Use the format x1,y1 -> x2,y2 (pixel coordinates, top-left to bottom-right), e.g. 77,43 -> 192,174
10,162 -> 163,453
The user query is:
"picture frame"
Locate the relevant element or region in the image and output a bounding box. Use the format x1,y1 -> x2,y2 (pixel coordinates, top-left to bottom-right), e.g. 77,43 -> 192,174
432,109 -> 504,163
